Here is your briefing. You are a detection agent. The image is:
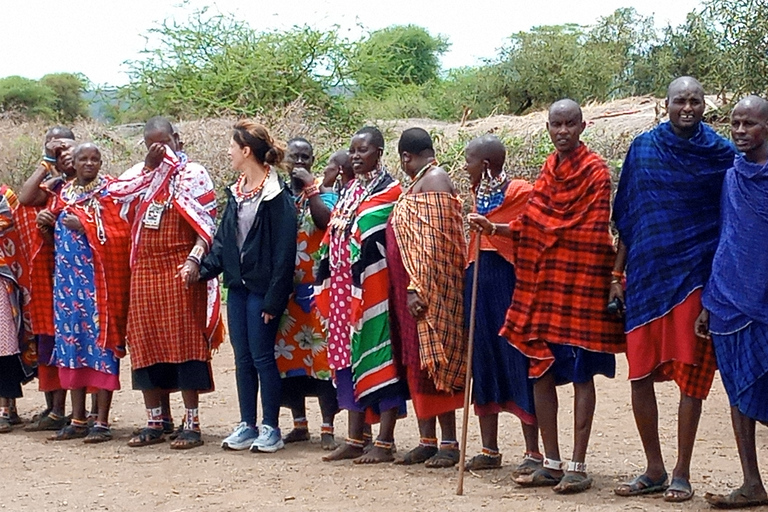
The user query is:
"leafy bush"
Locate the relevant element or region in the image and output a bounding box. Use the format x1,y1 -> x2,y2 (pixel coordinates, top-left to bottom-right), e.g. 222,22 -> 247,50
0,76 -> 56,119
349,25 -> 448,98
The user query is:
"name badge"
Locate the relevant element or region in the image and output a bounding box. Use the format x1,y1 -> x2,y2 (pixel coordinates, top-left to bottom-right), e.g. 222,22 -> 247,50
142,201 -> 165,229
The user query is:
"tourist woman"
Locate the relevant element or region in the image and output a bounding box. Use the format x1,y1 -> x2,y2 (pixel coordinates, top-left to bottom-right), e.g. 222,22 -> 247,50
199,120 -> 296,453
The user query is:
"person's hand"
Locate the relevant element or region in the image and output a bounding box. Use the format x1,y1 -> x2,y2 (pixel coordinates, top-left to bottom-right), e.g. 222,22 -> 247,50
608,280 -> 624,303
62,214 -> 84,233
176,260 -> 200,288
262,312 -> 275,324
407,290 -> 427,319
291,167 -> 315,189
36,209 -> 56,229
144,143 -> 166,170
694,309 -> 711,339
44,139 -> 67,158
467,213 -> 493,234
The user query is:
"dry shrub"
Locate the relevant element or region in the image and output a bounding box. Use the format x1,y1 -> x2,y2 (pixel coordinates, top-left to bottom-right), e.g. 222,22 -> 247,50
0,96 -> 684,211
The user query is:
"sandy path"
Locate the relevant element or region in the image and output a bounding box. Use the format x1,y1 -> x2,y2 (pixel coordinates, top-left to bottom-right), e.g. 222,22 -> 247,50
1,339 -> 765,512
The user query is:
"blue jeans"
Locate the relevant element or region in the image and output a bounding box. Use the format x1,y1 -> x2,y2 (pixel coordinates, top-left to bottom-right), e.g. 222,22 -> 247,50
227,288 -> 282,428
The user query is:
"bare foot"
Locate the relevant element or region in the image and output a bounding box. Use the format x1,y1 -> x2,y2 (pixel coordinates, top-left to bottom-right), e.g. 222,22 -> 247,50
322,443 -> 363,462
353,445 -> 394,464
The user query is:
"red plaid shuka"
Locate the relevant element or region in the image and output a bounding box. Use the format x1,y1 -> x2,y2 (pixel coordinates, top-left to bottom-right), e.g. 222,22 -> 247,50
501,144 -> 625,376
14,203 -> 55,337
390,191 -> 467,393
49,177 -> 131,354
0,186 -> 36,374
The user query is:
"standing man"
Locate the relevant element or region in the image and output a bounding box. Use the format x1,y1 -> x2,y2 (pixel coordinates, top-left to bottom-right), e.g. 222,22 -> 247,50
698,96 -> 768,509
488,99 -> 624,494
276,137 -> 339,450
388,127 -> 467,468
612,77 -> 736,502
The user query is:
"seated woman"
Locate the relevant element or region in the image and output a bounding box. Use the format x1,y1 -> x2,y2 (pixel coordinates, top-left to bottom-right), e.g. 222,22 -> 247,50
39,143 -> 131,443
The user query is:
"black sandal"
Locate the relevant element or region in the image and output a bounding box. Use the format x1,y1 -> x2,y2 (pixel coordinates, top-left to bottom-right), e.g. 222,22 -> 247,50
48,424 -> 89,441
394,444 -> 438,465
84,426 -> 113,444
127,427 -> 165,447
170,429 -> 204,450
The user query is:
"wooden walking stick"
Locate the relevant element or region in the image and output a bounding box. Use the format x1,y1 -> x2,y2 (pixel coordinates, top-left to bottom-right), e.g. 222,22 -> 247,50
456,239 -> 481,495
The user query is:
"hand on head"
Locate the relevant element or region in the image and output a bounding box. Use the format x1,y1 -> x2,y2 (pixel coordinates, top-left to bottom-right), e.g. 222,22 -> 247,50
145,143 -> 167,170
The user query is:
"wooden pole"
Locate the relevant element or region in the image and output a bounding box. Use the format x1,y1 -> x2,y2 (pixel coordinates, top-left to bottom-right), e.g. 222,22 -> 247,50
456,240 -> 481,495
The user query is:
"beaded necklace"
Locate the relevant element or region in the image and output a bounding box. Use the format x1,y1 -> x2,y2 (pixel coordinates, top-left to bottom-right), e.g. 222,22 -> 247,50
475,170 -> 508,215
328,168 -> 385,235
61,176 -> 108,244
233,166 -> 270,204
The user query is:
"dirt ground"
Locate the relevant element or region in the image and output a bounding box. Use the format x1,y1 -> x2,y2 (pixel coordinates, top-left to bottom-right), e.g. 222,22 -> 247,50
1,339 -> 766,512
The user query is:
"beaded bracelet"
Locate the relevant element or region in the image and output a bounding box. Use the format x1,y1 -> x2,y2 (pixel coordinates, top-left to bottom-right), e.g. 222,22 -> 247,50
305,184 -> 319,198
187,245 -> 205,265
489,224 -> 498,236
611,270 -> 625,278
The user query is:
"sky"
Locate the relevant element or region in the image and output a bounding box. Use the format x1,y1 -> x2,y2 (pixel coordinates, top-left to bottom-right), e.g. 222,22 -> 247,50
1,0 -> 702,87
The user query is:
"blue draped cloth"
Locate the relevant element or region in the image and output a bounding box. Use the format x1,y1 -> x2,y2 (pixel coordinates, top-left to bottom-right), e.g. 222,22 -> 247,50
703,155 -> 768,334
613,121 -> 736,332
51,207 -> 119,375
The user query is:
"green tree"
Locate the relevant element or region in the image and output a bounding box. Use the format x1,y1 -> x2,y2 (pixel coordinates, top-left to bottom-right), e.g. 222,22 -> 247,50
0,76 -> 56,118
493,24 -> 615,114
349,25 -> 449,97
587,8 -> 659,97
39,72 -> 89,122
702,0 -> 768,97
122,8 -> 349,120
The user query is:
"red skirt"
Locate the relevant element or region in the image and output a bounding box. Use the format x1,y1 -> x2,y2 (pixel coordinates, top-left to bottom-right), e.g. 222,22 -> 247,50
406,366 -> 464,420
126,207 -> 210,369
38,364 -> 62,392
626,289 -> 716,400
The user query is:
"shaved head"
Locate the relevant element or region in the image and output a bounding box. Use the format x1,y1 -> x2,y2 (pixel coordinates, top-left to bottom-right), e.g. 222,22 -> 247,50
549,99 -> 583,123
667,76 -> 704,100
734,95 -> 768,120
73,142 -> 101,159
329,149 -> 351,170
144,116 -> 174,137
466,135 -> 506,171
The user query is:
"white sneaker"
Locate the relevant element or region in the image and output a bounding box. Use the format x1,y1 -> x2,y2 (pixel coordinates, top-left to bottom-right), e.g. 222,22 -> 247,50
221,422 -> 258,451
250,425 -> 285,453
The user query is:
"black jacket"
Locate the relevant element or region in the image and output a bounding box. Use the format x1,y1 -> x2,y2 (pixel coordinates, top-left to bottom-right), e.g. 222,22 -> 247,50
199,178 -> 297,317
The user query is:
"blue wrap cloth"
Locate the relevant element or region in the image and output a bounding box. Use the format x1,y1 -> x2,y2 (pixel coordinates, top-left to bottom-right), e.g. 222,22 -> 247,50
703,155 -> 768,334
613,121 -> 736,331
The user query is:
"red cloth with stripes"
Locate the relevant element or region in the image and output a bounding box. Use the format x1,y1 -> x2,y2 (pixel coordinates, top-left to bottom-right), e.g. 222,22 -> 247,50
501,144 -> 625,377
14,204 -> 55,337
49,177 -> 132,354
126,206 -> 210,369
